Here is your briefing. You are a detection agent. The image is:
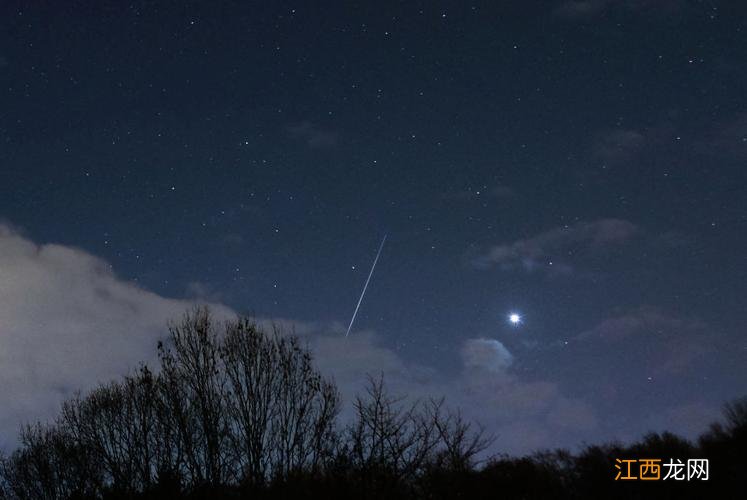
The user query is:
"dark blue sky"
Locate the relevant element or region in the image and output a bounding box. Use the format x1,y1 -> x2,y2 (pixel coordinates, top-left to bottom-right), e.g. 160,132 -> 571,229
1,0 -> 746,452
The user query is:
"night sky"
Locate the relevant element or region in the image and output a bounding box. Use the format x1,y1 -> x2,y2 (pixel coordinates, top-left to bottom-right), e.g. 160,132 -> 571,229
1,0 -> 746,454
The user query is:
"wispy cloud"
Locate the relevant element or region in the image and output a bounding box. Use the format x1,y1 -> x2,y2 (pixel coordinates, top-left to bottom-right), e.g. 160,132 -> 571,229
472,219 -> 638,273
555,0 -> 687,20
593,129 -> 647,166
555,0 -> 611,19
573,307 -> 711,376
698,111 -> 747,159
287,121 -> 339,148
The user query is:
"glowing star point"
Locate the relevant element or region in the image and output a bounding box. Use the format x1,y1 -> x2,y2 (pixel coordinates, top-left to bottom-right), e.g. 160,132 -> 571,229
509,313 -> 522,325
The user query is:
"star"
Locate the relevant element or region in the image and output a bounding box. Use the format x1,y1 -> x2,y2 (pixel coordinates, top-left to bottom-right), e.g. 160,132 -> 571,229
509,313 -> 522,325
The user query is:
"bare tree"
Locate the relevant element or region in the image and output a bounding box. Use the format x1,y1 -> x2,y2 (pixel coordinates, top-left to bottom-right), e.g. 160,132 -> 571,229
57,366 -> 164,495
1,307 -> 502,499
268,328 -> 339,478
0,423 -> 101,500
157,307 -> 231,488
347,374 -> 493,497
122,366 -> 162,491
220,318 -> 277,484
426,399 -> 493,471
155,308 -> 340,487
349,375 -> 440,482
221,319 -> 339,484
61,383 -> 133,491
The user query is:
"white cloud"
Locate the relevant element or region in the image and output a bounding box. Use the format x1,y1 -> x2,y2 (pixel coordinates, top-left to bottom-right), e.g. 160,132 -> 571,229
461,338 -> 513,373
0,224 -> 232,449
297,330 -> 597,454
0,224 -> 596,456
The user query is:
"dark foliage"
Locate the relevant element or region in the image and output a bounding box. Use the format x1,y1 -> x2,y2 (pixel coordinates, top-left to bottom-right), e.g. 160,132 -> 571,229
1,308 -> 745,499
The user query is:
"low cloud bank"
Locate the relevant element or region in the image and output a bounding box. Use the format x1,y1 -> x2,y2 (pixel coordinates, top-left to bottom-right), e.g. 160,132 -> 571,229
0,224 -> 596,454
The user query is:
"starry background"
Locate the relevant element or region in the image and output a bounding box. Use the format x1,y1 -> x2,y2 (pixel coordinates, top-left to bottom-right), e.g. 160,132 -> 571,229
1,0 -> 746,451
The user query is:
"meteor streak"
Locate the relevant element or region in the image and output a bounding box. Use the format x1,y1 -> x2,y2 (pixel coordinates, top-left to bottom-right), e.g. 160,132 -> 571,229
345,234 -> 387,337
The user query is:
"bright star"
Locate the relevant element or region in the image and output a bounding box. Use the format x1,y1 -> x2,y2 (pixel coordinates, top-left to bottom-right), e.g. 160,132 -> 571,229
509,313 -> 521,325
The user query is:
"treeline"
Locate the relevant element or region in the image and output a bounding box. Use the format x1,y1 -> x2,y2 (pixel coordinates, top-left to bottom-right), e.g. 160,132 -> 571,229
0,308 -> 745,499
0,308 -> 490,499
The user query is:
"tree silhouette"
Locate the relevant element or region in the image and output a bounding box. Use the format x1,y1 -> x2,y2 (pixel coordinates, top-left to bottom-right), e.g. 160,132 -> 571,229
1,308 -> 745,499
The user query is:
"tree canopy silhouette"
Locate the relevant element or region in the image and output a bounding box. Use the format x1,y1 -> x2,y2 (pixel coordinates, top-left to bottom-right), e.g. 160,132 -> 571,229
0,308 -> 744,499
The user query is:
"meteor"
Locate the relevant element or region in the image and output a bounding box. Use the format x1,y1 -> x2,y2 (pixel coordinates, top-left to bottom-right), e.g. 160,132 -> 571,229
345,234 -> 387,337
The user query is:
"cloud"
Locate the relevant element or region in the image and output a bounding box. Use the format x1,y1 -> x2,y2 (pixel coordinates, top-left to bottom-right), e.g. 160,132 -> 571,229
461,338 -> 513,373
699,111 -> 747,160
0,224 -> 232,449
0,224 -> 596,455
551,306 -> 741,441
593,129 -> 647,166
287,121 -> 339,148
472,219 -> 638,273
555,0 -> 686,20
589,117 -> 747,171
185,281 -> 225,302
574,307 -> 711,376
555,0 -> 611,19
295,329 -> 595,453
447,370 -> 597,451
10,223 -> 732,456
